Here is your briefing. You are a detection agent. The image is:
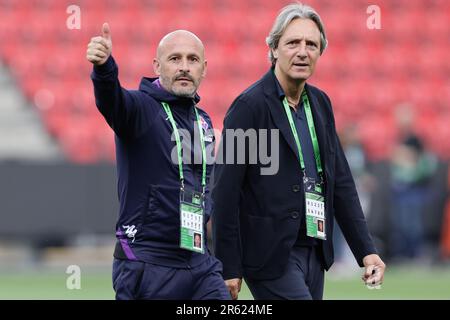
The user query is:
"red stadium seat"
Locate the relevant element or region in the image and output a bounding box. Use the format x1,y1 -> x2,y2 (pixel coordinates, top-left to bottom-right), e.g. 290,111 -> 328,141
1,0 -> 449,161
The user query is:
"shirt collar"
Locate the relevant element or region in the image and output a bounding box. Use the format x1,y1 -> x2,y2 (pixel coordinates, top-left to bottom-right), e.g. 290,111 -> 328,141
273,71 -> 286,99
272,71 -> 306,110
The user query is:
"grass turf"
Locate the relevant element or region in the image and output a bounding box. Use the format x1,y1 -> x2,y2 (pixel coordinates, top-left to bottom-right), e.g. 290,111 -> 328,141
0,266 -> 449,300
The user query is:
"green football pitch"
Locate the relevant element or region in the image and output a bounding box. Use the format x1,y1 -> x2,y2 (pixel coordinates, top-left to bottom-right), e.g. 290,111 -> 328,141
0,266 -> 449,299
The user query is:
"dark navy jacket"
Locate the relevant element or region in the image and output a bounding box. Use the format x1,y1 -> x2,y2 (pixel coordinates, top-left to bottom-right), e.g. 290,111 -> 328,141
212,69 -> 377,280
91,56 -> 215,268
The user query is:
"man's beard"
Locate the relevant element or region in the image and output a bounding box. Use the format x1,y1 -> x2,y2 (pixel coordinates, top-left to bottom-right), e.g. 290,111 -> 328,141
161,73 -> 198,98
172,86 -> 196,98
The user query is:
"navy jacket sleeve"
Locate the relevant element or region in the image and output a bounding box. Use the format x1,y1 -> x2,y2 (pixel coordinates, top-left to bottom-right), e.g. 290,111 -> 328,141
212,96 -> 254,280
333,134 -> 377,266
323,91 -> 377,266
90,56 -> 157,138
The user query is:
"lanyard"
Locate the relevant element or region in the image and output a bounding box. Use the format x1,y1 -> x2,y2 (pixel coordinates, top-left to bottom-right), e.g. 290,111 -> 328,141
282,89 -> 323,177
161,102 -> 207,193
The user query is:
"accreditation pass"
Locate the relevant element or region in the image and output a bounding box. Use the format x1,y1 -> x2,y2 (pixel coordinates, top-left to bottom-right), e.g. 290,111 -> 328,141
305,191 -> 326,240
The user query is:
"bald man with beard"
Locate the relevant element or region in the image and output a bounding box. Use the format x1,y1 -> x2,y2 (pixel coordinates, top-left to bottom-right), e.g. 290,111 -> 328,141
87,23 -> 230,300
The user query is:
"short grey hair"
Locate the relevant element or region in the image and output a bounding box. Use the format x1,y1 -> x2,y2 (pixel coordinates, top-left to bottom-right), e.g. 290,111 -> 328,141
266,3 -> 328,64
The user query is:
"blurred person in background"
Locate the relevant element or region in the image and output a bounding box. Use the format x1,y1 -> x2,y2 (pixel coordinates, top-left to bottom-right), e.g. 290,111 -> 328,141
440,172 -> 450,261
87,23 -> 229,300
212,3 -> 385,300
389,133 -> 437,262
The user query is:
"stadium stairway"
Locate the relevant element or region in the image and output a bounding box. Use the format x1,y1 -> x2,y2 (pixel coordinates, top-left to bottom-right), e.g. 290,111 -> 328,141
0,60 -> 63,161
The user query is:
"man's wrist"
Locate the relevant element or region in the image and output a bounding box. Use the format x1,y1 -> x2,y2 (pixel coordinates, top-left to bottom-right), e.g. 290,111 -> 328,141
93,55 -> 114,73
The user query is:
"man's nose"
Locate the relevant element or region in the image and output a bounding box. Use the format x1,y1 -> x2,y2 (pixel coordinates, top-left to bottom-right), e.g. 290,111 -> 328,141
179,58 -> 190,72
297,42 -> 308,58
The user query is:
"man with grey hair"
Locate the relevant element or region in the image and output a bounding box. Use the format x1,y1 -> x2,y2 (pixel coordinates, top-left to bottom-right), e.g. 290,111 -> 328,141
87,23 -> 230,299
212,3 -> 385,299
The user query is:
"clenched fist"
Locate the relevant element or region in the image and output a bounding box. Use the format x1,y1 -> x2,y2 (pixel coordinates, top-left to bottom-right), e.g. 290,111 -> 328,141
86,23 -> 112,66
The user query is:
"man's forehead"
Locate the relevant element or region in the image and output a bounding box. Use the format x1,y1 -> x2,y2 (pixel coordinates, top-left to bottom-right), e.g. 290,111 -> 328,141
158,30 -> 204,56
159,45 -> 205,60
282,19 -> 321,40
161,40 -> 203,52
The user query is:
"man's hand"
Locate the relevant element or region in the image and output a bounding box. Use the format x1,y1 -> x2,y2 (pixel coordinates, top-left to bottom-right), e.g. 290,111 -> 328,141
225,278 -> 242,300
362,254 -> 386,287
86,23 -> 112,66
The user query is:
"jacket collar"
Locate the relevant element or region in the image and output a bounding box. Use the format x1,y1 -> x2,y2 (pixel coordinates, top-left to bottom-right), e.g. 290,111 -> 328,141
263,69 -> 327,173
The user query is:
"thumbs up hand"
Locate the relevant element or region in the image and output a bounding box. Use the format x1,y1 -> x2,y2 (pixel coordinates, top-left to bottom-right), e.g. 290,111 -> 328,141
86,23 -> 112,66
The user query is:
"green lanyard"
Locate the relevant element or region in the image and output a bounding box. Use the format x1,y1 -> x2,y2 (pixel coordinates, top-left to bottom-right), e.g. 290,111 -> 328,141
161,102 -> 207,193
282,90 -> 323,177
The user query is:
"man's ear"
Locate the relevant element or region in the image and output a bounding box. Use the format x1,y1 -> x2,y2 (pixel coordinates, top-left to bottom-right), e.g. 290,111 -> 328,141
272,48 -> 279,59
202,60 -> 207,78
153,58 -> 161,76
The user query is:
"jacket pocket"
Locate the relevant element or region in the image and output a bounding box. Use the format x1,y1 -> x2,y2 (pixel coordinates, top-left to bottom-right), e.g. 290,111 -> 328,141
142,184 -> 181,244
241,214 -> 276,268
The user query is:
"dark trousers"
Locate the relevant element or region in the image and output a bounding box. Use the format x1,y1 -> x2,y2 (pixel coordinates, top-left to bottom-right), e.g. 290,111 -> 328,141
112,256 -> 231,300
245,246 -> 324,300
